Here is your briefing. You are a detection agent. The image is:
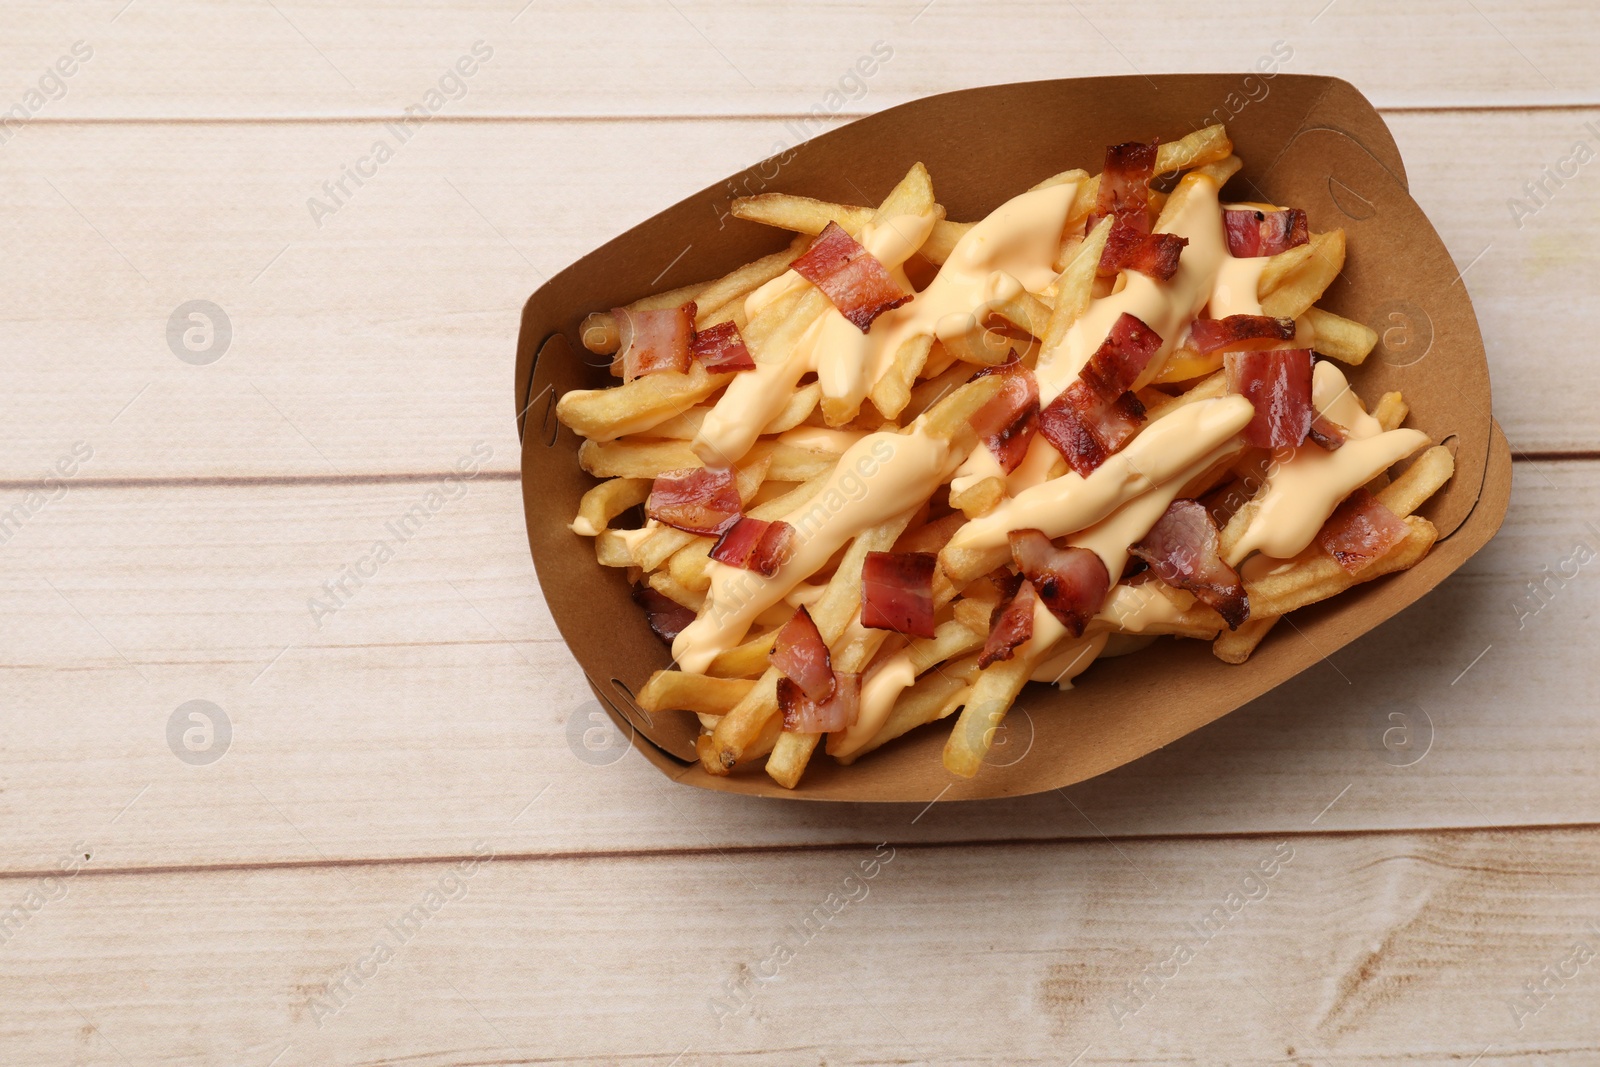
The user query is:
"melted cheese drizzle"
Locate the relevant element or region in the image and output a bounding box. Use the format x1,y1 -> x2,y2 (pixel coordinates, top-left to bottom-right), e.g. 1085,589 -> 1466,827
947,395 -> 1254,552
1036,174 -> 1228,402
662,172 -> 1416,759
672,418 -> 962,673
1226,361 -> 1428,564
693,183 -> 1077,468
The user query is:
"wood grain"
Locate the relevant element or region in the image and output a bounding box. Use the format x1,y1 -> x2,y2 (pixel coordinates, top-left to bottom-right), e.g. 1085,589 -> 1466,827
0,461 -> 1592,873
0,110 -> 1593,487
0,826 -> 1595,1064
1,0 -> 1596,120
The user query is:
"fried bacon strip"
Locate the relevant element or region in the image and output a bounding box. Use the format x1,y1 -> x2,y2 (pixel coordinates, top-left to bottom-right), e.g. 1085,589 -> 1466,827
616,302 -> 696,380
690,320 -> 756,371
790,221 -> 911,331
1039,312 -> 1163,475
646,467 -> 741,536
1224,207 -> 1309,257
978,578 -> 1040,668
1318,489 -> 1410,573
1188,314 -> 1296,354
632,586 -> 696,643
770,605 -> 834,702
1309,412 -> 1347,451
779,671 -> 862,733
1008,530 -> 1110,637
860,551 -> 937,638
710,517 -> 796,577
1130,499 -> 1249,629
1224,348 -> 1314,449
970,354 -> 1040,473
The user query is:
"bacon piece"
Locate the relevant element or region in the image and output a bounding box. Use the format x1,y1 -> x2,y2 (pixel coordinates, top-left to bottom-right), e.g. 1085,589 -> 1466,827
1318,489 -> 1409,574
860,551 -> 937,638
970,355 -> 1040,473
632,586 -> 696,643
779,671 -> 861,733
1309,413 -> 1347,451
1083,312 -> 1164,395
1129,499 -> 1249,629
616,302 -> 696,381
1101,226 -> 1188,280
1037,312 -> 1163,475
1036,399 -> 1107,477
690,320 -> 755,372
710,517 -> 795,577
1224,348 -> 1314,449
1094,140 -> 1159,225
1224,208 -> 1309,258
979,578 -> 1040,668
1008,530 -> 1110,637
770,605 -> 834,702
646,467 -> 741,536
790,221 -> 911,332
1188,314 -> 1297,355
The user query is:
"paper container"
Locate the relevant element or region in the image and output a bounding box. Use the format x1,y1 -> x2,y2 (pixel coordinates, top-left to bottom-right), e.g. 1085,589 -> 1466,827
515,74 -> 1510,801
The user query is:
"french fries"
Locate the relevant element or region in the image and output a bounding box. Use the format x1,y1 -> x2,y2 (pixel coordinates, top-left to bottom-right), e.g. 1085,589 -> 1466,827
556,125 -> 1451,789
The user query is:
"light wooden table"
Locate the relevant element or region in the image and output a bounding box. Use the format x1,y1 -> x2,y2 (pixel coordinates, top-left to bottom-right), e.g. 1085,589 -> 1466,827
2,2 -> 1596,1063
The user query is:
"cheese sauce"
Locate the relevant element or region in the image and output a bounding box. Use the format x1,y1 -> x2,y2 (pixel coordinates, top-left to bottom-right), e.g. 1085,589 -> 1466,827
1225,362 -> 1428,564
693,184 -> 1077,469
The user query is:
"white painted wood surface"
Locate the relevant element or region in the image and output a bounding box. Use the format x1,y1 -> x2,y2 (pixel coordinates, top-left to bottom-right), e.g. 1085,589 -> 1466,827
0,1 -> 1595,1063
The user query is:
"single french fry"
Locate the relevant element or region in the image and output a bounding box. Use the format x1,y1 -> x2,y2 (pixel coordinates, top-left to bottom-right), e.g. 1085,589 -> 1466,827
766,730 -> 821,788
557,364 -> 733,442
1378,445 -> 1454,518
1247,515 -> 1437,618
920,374 -> 1005,444
1372,391 -> 1409,433
1156,125 -> 1234,174
1189,154 -> 1243,186
1303,307 -> 1378,365
1212,616 -> 1280,664
943,649 -> 1041,778
647,570 -> 704,612
1031,167 -> 1091,192
692,235 -> 810,329
706,629 -> 779,679
1257,242 -> 1315,297
731,193 -> 970,265
1152,348 -> 1223,385
1143,370 -> 1228,421
594,529 -> 635,568
571,477 -> 650,536
1261,230 -> 1346,319
1043,216 -> 1114,354
951,476 -> 1005,518
697,709 -> 781,774
869,335 -> 934,421
638,671 -> 755,715
894,511 -> 967,556
666,539 -> 713,593
580,312 -> 620,355
994,290 -> 1052,340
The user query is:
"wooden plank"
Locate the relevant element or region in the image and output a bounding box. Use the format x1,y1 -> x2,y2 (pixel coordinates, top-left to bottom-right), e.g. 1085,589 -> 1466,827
0,109 -> 1593,486
0,459 -> 1594,873
0,826 -> 1596,1063
1,0 -> 1595,120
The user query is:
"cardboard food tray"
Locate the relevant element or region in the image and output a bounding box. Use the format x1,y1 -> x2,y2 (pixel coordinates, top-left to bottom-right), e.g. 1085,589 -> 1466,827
514,74 -> 1511,802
